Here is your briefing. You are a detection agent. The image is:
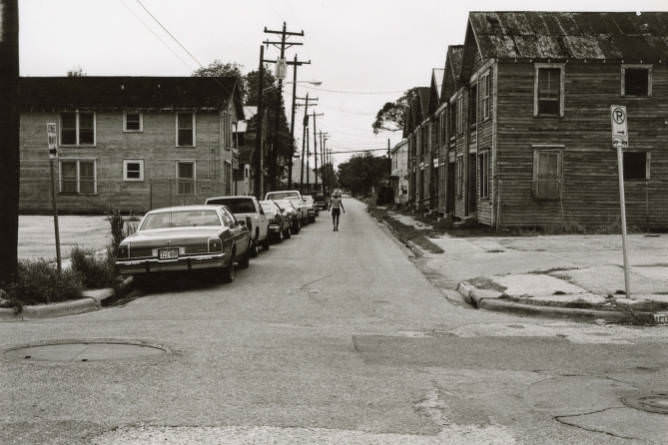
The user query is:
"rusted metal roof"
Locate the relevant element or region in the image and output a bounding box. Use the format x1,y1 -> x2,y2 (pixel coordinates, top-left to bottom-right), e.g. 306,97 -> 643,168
469,12 -> 668,62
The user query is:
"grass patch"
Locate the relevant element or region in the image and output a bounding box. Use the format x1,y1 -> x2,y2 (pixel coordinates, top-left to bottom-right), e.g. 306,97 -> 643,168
4,260 -> 83,308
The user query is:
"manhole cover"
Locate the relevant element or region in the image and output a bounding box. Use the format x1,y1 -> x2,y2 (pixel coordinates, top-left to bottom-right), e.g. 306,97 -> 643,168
622,393 -> 668,415
4,339 -> 168,362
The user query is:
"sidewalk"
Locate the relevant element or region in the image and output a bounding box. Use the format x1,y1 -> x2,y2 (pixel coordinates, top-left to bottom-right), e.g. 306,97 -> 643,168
378,209 -> 668,324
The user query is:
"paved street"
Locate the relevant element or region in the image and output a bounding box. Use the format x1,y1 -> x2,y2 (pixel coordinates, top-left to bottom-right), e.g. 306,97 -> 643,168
1,199 -> 667,444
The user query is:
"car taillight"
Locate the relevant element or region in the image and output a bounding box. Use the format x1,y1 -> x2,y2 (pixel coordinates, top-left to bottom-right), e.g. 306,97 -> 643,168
208,238 -> 222,252
118,245 -> 129,258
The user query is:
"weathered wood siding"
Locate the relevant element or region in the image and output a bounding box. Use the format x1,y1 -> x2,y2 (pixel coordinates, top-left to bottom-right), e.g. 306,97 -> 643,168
496,62 -> 668,229
20,109 -> 232,213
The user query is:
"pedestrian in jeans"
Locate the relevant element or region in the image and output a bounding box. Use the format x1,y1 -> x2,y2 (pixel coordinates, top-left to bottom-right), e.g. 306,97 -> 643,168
330,192 -> 345,231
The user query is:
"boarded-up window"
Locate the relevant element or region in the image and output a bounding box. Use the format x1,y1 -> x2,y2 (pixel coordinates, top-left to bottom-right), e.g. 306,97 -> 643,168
177,113 -> 194,146
532,150 -> 562,200
177,161 -> 195,194
537,68 -> 561,115
624,152 -> 649,180
479,151 -> 490,199
623,68 -> 650,96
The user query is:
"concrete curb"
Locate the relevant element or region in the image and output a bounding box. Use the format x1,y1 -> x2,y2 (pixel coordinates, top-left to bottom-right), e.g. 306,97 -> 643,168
0,277 -> 133,322
456,280 -> 656,324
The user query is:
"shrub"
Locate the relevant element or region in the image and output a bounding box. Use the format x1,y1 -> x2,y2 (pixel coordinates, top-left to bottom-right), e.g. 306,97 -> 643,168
6,259 -> 83,305
70,247 -> 117,289
107,209 -> 125,258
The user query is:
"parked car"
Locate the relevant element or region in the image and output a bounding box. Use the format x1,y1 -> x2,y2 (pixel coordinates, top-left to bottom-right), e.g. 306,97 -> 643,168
115,205 -> 250,283
273,198 -> 301,234
313,193 -> 329,211
302,194 -> 317,223
205,195 -> 269,257
260,200 -> 291,243
265,190 -> 309,225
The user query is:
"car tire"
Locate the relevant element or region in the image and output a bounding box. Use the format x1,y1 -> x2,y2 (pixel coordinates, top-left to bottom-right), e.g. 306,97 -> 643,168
238,246 -> 250,269
221,251 -> 236,283
249,239 -> 258,258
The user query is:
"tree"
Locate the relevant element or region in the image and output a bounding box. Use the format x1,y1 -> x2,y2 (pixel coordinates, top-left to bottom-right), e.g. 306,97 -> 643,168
192,60 -> 247,99
337,153 -> 390,196
66,66 -> 85,77
371,87 -> 419,134
318,163 -> 337,193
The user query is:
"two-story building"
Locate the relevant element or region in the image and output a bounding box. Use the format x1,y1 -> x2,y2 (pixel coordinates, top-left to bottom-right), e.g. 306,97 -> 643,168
18,76 -> 244,213
390,139 -> 409,204
406,11 -> 668,230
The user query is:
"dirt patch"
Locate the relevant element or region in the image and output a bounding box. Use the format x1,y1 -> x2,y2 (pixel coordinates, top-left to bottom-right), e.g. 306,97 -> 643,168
468,276 -> 507,293
368,206 -> 444,254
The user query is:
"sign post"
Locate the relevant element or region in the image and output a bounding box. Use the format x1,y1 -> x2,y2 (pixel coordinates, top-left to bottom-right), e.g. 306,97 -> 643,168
610,105 -> 631,299
47,123 -> 62,274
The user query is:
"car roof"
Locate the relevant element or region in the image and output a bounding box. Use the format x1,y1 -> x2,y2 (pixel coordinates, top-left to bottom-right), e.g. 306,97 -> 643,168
205,195 -> 254,201
147,205 -> 223,214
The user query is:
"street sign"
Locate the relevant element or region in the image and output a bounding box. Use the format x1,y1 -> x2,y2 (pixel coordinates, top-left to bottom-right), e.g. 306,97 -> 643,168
610,105 -> 628,149
275,57 -> 287,80
47,122 -> 57,159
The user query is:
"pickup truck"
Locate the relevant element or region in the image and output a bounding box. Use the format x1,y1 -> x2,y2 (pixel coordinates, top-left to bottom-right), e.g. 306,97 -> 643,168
264,190 -> 309,225
205,195 -> 269,256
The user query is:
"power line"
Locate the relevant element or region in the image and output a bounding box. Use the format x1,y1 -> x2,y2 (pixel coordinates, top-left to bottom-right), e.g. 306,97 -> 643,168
118,0 -> 193,70
135,0 -> 204,68
328,148 -> 388,154
302,85 -> 406,95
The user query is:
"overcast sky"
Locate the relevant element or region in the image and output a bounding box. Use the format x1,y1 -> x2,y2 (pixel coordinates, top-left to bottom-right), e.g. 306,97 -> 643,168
19,0 -> 666,165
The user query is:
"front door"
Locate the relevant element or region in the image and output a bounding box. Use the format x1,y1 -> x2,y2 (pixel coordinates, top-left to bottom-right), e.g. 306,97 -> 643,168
466,154 -> 476,216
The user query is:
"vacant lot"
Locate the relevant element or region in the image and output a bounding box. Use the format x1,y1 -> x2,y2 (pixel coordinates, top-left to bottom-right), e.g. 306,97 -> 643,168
18,215 -> 111,260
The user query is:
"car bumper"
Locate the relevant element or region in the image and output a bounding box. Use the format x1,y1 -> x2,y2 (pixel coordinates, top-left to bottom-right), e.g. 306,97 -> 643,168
116,252 -> 227,275
268,223 -> 282,233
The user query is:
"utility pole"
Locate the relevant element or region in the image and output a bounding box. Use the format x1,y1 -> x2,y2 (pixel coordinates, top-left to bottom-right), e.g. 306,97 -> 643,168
254,45 -> 265,200
296,94 -> 318,191
287,54 -> 310,188
0,0 -> 19,284
312,112 -> 324,189
388,138 -> 392,177
263,22 -> 304,190
318,131 -> 328,194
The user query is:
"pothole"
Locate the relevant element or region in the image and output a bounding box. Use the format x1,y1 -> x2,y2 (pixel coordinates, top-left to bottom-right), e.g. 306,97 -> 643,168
622,392 -> 668,415
4,339 -> 168,362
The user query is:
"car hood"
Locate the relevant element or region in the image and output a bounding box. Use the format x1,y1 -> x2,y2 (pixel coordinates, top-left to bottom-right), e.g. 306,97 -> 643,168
122,227 -> 223,246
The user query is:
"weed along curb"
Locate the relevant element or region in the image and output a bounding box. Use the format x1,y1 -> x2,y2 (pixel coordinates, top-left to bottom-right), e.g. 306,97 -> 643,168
0,277 -> 133,321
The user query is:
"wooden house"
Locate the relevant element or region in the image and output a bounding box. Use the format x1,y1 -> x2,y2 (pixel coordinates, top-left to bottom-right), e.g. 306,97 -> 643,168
18,76 -> 244,213
440,11 -> 668,229
405,87 -> 432,210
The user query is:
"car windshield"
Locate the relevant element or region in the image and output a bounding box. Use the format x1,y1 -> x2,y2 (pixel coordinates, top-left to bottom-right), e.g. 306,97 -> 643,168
274,200 -> 293,211
267,191 -> 300,200
206,198 -> 255,213
140,210 -> 221,230
303,196 -> 314,204
260,202 -> 277,214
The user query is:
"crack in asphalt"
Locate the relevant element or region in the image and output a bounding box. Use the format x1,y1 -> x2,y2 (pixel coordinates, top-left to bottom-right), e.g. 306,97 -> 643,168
298,274 -> 333,292
554,407 -> 640,441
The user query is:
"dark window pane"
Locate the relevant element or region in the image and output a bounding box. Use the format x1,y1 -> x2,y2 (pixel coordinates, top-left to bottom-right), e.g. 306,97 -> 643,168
625,69 -> 649,96
79,112 -> 94,144
61,112 -> 76,144
126,162 -> 141,179
178,162 -> 194,179
538,99 -> 559,115
178,113 -> 192,129
178,129 -> 193,146
624,152 -> 647,180
79,161 -> 95,193
126,113 -> 141,130
538,68 -> 560,97
61,161 -> 77,193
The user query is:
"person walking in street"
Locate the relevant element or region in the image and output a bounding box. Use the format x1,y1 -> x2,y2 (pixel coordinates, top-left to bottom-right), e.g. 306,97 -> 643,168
330,192 -> 345,231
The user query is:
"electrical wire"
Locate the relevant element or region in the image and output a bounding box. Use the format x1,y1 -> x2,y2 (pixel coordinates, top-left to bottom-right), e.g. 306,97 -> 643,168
135,0 -> 204,68
118,0 -> 194,70
302,85 -> 407,95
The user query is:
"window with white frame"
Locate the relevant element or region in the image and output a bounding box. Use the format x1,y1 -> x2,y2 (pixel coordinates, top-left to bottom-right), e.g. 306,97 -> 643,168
60,111 -> 95,146
60,159 -> 96,194
469,83 -> 478,128
123,111 -> 143,132
222,111 -> 232,150
176,112 -> 195,147
534,64 -> 564,117
480,70 -> 491,120
123,160 -> 144,181
479,150 -> 490,199
456,94 -> 464,135
177,161 -> 195,194
532,149 -> 562,200
622,65 -> 652,97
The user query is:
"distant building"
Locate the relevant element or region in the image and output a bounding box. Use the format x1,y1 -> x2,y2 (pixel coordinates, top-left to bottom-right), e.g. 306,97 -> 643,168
18,76 -> 244,213
390,139 -> 409,204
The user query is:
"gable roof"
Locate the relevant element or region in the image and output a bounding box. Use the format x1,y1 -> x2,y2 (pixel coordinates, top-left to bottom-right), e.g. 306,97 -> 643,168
416,87 -> 431,119
468,11 -> 668,62
431,68 -> 445,105
19,76 -> 244,117
441,45 -> 464,102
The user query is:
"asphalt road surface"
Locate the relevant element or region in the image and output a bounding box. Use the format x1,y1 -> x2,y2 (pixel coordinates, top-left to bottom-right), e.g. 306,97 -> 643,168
1,198 -> 667,444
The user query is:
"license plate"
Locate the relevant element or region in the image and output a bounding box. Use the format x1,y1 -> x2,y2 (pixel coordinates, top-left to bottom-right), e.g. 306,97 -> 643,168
159,248 -> 179,260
